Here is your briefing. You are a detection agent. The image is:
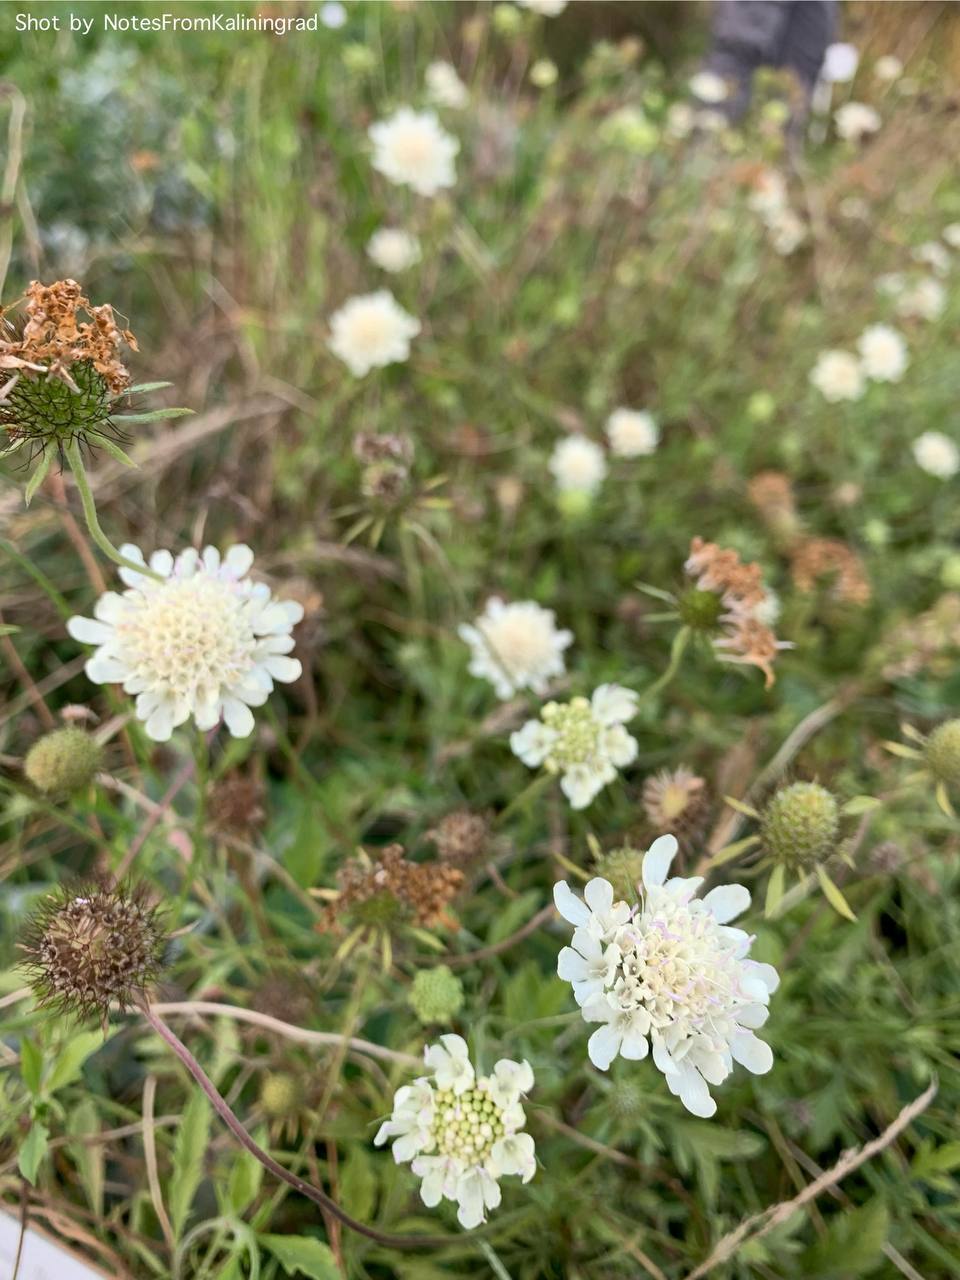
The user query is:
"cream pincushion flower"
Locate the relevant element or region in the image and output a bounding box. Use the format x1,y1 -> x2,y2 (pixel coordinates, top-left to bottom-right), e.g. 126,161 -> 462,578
913,431 -> 959,479
366,228 -> 422,274
548,435 -> 607,496
605,408 -> 659,458
67,545 -> 303,742
510,685 -> 639,809
943,223 -> 960,249
874,55 -> 903,82
328,290 -> 421,376
369,107 -> 459,196
857,324 -> 908,382
896,277 -> 946,321
809,349 -> 865,402
555,836 -> 778,1118
689,70 -> 729,104
834,102 -> 881,141
426,61 -> 469,109
374,1034 -> 535,1229
458,598 -> 573,699
517,0 -> 568,14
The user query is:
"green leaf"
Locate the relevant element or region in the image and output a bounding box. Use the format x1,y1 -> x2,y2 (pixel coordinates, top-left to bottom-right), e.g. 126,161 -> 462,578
800,1198 -> 888,1277
87,432 -> 137,468
723,795 -> 761,819
168,1089 -> 211,1235
111,407 -> 194,423
841,795 -> 882,817
18,1121 -> 49,1184
707,835 -> 760,868
765,864 -> 786,917
226,1131 -> 266,1215
339,1147 -> 376,1221
68,1097 -> 104,1217
816,865 -> 857,922
20,1036 -> 43,1095
46,1030 -> 106,1093
258,1235 -> 339,1279
124,381 -> 173,394
24,451 -> 52,505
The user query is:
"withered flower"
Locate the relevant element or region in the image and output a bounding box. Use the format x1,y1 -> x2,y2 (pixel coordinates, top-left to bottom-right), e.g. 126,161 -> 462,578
790,537 -> 871,606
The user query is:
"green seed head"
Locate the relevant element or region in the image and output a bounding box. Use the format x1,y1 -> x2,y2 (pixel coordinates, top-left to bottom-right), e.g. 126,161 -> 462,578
924,720 -> 960,790
408,965 -> 465,1025
24,727 -> 102,796
2,362 -> 120,460
677,586 -> 724,632
594,846 -> 644,901
761,782 -> 840,870
260,1072 -> 306,1119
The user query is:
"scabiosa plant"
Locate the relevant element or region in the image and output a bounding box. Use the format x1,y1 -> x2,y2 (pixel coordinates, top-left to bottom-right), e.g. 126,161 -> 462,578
554,836 -> 778,1118
374,1034 -> 535,1228
19,882 -> 169,1024
328,290 -> 421,377
23,726 -> 102,796
510,684 -> 639,809
458,597 -> 573,699
368,107 -> 459,196
66,543 -> 303,741
887,719 -> 960,818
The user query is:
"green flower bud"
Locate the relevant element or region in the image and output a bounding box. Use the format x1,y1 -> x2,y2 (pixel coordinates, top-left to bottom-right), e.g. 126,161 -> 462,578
924,720 -> 960,790
677,586 -> 724,632
493,3 -> 522,35
260,1071 -> 306,1119
24,727 -> 102,796
408,965 -> 464,1025
761,782 -> 840,870
594,846 -> 644,900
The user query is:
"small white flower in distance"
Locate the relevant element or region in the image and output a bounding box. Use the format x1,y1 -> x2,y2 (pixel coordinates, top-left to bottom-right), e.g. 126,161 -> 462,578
605,408 -> 659,458
510,685 -> 639,809
913,241 -> 951,276
943,223 -> 960,249
366,228 -> 422,274
458,597 -> 573,699
320,2 -> 347,28
328,290 -> 421,376
767,207 -> 806,256
896,277 -> 946,322
874,55 -> 903,81
375,1034 -> 535,1229
369,107 -> 459,196
913,431 -> 959,480
554,835 -> 778,1118
747,168 -> 787,218
666,102 -> 695,139
67,545 -> 302,742
822,42 -> 859,83
426,60 -> 469,109
809,349 -> 865,403
517,0 -> 568,15
834,101 -> 881,141
857,324 -> 908,382
548,435 -> 607,496
875,271 -> 905,297
689,70 -> 729,103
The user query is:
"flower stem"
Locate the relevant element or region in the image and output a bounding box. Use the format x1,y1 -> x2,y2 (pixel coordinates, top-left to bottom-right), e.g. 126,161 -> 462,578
636,625 -> 691,706
495,770 -> 554,828
140,1002 -> 453,1250
65,440 -> 163,581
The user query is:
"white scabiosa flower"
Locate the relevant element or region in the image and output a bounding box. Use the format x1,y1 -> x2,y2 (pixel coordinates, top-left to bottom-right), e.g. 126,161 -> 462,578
822,42 -> 859,83
834,102 -> 881,141
366,228 -> 422,274
554,835 -> 779,1118
943,223 -> 960,249
328,290 -> 421,376
458,598 -> 573,700
510,685 -> 639,809
874,55 -> 903,82
913,241 -> 951,276
548,435 -> 607,497
369,107 -> 459,196
857,323 -> 908,382
913,431 -> 959,479
895,277 -> 946,322
374,1033 -> 535,1229
426,61 -> 469,109
66,545 -> 303,742
689,70 -> 729,104
766,207 -> 806,256
746,168 -> 787,218
605,408 -> 659,458
517,0 -> 568,14
809,349 -> 865,402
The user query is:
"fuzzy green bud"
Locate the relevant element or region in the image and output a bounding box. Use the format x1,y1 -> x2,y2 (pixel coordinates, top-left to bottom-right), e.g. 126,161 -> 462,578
492,3 -> 522,35
678,586 -> 724,632
594,846 -> 644,900
408,965 -> 464,1025
761,782 -> 840,870
260,1071 -> 306,1119
747,392 -> 776,423
24,727 -> 102,796
924,720 -> 960,790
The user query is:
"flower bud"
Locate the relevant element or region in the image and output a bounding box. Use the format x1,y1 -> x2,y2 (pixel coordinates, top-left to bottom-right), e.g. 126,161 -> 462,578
23,727 -> 102,796
924,720 -> 960,790
408,965 -> 465,1025
259,1071 -> 306,1119
594,846 -> 644,900
761,782 -> 839,869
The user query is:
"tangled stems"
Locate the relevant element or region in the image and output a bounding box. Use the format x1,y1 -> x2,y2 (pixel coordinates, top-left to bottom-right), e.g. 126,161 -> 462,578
139,1002 -> 456,1250
64,438 -> 162,582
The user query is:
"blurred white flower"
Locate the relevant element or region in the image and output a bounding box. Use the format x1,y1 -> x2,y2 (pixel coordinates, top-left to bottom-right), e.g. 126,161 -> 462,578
896,277 -> 946,321
67,545 -> 302,742
913,431 -> 959,479
530,58 -> 559,89
874,55 -> 903,81
510,685 -> 639,809
517,0 -> 568,15
369,107 -> 459,196
666,102 -> 695,139
809,350 -> 865,402
767,207 -> 806,256
375,1033 -> 535,1229
822,42 -> 859,83
913,241 -> 951,276
555,835 -> 778,1117
548,436 -> 607,496
366,228 -> 422,274
747,168 -> 787,218
328,290 -> 421,376
834,102 -> 881,141
689,70 -> 729,104
696,109 -> 727,132
605,408 -> 659,458
459,598 -> 573,700
426,60 -> 469,109
320,2 -> 347,28
943,223 -> 960,249
875,271 -> 905,296
857,324 -> 908,382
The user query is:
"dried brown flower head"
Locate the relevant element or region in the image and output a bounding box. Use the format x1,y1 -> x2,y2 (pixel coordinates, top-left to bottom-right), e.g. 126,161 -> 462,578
790,537 -> 871,605
352,430 -> 414,466
642,767 -> 708,838
426,809 -> 491,867
209,770 -> 267,837
747,470 -> 801,545
880,594 -> 960,680
319,844 -> 463,936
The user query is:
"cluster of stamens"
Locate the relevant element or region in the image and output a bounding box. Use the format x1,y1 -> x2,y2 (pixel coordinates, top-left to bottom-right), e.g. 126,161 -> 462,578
431,1083 -> 506,1164
541,698 -> 601,768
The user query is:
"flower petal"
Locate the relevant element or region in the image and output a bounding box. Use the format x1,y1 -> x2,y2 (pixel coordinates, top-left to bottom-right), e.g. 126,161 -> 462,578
553,881 -> 590,927
702,883 -> 751,924
642,834 -> 678,889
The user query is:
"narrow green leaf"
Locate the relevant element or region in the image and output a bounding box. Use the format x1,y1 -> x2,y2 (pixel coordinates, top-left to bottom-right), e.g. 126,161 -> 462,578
24,451 -> 52,506
258,1235 -> 339,1279
124,381 -> 173,394
68,1097 -> 104,1217
841,795 -> 882,817
707,835 -> 760,868
723,795 -> 761,819
168,1089 -> 211,1235
765,863 -> 786,917
20,1036 -> 43,1095
110,407 -> 194,423
46,1030 -> 106,1093
816,865 -> 857,922
87,432 -> 138,468
18,1121 -> 49,1184
226,1132 -> 266,1215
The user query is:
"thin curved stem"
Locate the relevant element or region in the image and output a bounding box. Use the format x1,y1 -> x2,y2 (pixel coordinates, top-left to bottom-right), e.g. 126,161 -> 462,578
65,440 -> 162,581
141,1003 -> 451,1250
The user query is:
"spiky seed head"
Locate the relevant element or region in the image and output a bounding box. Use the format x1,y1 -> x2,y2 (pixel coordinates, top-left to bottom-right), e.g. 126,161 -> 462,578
259,1071 -> 307,1119
761,782 -> 840,870
924,719 -> 960,790
23,727 -> 102,796
407,965 -> 465,1025
1,361 -> 122,461
19,883 -> 168,1022
593,845 -> 645,900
